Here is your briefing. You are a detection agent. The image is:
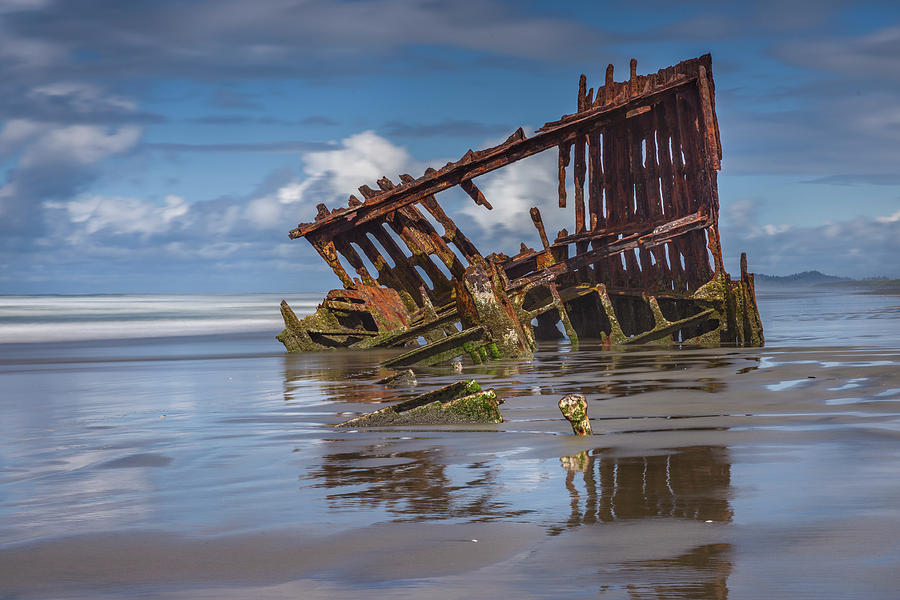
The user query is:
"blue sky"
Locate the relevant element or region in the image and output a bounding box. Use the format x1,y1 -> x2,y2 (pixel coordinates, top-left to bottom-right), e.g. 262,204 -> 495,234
1,0 -> 898,293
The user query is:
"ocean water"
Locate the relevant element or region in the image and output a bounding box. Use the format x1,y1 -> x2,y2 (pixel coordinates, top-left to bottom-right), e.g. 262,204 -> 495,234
0,289 -> 898,599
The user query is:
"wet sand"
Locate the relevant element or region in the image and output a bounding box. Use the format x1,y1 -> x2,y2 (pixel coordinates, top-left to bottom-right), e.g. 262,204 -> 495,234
1,290 -> 898,598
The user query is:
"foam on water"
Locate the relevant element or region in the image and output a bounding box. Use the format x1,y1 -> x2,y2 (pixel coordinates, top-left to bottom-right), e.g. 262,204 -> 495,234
0,293 -> 321,343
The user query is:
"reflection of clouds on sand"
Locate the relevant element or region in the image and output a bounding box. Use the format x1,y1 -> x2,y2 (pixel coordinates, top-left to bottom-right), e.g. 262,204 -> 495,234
3,446 -> 157,542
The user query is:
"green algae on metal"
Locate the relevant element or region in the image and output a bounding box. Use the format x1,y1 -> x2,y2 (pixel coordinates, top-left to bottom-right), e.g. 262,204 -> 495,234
558,393 -> 592,435
336,380 -> 502,427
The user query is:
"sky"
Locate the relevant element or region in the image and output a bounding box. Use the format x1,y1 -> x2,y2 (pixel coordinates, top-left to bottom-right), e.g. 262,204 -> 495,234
1,0 -> 899,294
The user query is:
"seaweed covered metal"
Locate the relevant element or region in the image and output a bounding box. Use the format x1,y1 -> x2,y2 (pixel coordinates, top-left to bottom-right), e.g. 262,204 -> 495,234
280,55 -> 764,364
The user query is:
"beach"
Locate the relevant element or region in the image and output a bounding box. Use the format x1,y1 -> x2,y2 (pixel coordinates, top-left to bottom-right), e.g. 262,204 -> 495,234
1,289 -> 898,598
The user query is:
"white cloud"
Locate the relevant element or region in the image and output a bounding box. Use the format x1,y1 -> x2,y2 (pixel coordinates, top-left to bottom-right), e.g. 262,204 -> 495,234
721,207 -> 900,277
0,0 -> 52,12
303,130 -> 413,197
777,24 -> 900,81
28,82 -> 138,113
243,130 -> 414,229
0,119 -> 49,157
0,34 -> 62,67
458,150 -> 571,249
20,124 -> 141,167
876,209 -> 900,224
55,194 -> 189,238
762,223 -> 790,235
0,116 -> 142,231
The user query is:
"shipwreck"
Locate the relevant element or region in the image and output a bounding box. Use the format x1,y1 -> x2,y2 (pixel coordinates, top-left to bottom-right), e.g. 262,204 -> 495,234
278,55 -> 764,366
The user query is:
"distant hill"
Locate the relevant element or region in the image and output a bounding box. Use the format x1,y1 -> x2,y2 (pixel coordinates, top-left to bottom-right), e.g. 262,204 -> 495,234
754,271 -> 900,292
754,271 -> 849,286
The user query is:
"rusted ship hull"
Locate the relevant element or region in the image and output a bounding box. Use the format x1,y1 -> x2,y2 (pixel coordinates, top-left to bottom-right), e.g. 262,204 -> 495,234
279,55 -> 763,364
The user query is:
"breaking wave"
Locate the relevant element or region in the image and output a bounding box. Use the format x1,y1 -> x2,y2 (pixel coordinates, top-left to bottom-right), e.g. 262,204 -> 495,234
0,294 -> 321,343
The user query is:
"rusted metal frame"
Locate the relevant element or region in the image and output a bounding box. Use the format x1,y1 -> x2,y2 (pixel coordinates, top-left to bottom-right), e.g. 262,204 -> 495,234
655,101 -> 676,218
501,247 -> 551,276
458,178 -> 493,210
397,202 -> 467,279
639,246 -> 656,290
571,125 -> 591,283
697,65 -> 721,170
690,70 -> 726,276
623,247 -> 643,289
309,236 -> 353,288
397,173 -> 482,266
365,223 -> 431,302
648,245 -> 670,292
509,214 -> 711,293
603,113 -> 656,288
605,288 -> 696,299
578,74 -> 588,112
641,226 -> 712,266
601,121 -> 618,226
618,122 -> 634,224
290,76 -> 700,241
307,328 -> 379,337
666,94 -> 688,218
351,226 -> 409,293
607,121 -> 630,226
675,89 -> 703,214
349,230 -> 392,277
544,54 -> 711,130
706,65 -> 723,164
355,185 -> 434,299
704,173 -> 726,275
383,210 -> 453,301
381,325 -> 488,368
694,162 -> 724,277
558,142 -> 571,208
624,308 -> 716,345
684,231 -> 709,291
574,241 -> 593,283
682,90 -> 718,284
665,240 -> 686,292
573,129 -> 587,234
608,243 -> 627,290
416,196 -> 483,266
292,131 -> 572,239
654,94 -> 688,292
552,210 -> 705,249
598,63 -> 615,106
369,310 -> 462,349
529,207 -> 551,251
332,237 -> 379,287
672,91 -> 710,289
619,121 -> 636,224
549,281 -> 578,342
587,236 -> 611,288
511,230 -> 637,293
355,223 -> 423,298
373,178 -> 458,299
644,114 -> 663,219
640,112 -> 668,290
587,129 -> 603,231
662,95 -> 691,291
655,105 -> 680,292
628,118 -> 648,222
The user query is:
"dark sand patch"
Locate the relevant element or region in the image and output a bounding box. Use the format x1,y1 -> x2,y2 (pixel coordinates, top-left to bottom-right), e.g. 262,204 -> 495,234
0,522 -> 541,597
97,453 -> 173,469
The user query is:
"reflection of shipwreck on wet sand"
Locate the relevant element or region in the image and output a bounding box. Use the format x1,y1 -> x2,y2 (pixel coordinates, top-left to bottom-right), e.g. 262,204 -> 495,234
279,55 -> 764,365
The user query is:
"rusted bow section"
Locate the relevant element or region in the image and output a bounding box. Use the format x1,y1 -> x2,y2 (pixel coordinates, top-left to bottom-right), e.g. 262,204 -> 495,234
278,55 -> 764,365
